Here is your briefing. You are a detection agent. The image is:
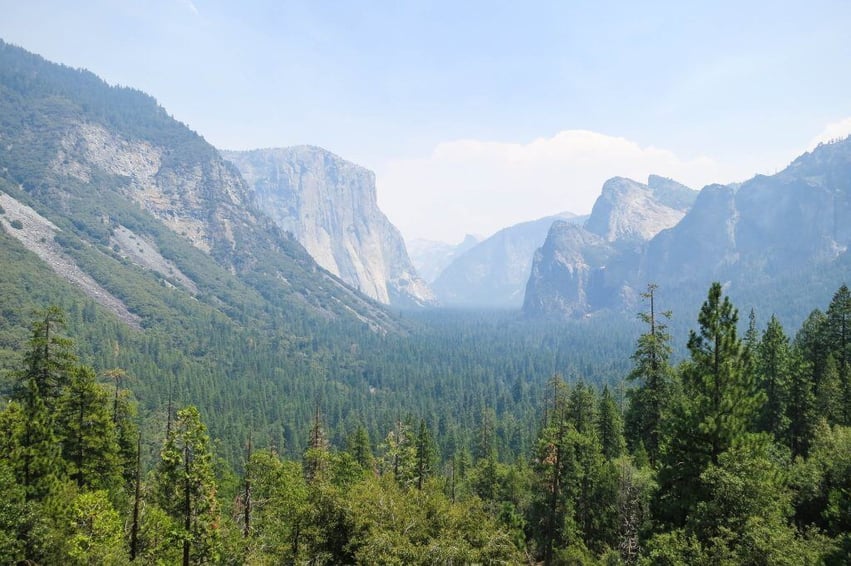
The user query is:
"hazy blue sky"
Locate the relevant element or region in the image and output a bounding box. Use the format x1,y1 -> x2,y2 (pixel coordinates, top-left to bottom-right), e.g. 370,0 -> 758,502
3,1 -> 851,242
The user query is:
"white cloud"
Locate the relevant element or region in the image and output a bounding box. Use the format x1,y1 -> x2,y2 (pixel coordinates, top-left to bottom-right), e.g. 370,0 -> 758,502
808,117 -> 851,149
375,130 -> 750,243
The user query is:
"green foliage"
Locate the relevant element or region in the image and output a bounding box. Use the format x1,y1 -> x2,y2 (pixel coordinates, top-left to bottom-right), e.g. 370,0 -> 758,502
154,405 -> 221,564
755,315 -> 792,441
598,386 -> 625,460
0,459 -> 25,563
625,284 -> 675,465
4,278 -> 851,561
56,365 -> 122,491
67,490 -> 125,566
346,475 -> 522,564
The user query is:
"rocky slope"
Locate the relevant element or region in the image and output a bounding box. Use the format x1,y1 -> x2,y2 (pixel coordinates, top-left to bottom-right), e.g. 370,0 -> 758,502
0,40 -> 398,332
222,147 -> 436,308
523,176 -> 695,317
432,213 -> 583,308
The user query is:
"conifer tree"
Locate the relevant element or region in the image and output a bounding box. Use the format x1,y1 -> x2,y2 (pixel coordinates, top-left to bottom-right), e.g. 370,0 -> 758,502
755,315 -> 791,442
786,348 -> 816,458
414,419 -> 438,490
19,306 -> 76,410
682,282 -> 762,465
345,424 -> 374,471
530,375 -> 571,563
625,284 -> 674,465
818,355 -> 843,423
304,405 -> 329,484
825,284 -> 851,423
154,406 -> 221,566
56,365 -> 122,491
656,283 -> 763,527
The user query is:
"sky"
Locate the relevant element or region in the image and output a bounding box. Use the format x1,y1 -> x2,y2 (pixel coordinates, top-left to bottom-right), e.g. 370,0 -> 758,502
2,1 -> 851,243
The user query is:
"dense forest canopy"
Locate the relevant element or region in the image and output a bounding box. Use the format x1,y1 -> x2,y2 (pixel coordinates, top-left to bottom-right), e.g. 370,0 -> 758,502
2,282 -> 851,564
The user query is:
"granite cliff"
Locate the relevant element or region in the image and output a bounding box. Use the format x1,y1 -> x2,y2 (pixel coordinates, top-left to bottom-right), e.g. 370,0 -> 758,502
222,147 -> 436,308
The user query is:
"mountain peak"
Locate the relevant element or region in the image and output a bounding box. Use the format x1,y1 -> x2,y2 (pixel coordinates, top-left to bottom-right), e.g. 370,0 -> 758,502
584,176 -> 688,243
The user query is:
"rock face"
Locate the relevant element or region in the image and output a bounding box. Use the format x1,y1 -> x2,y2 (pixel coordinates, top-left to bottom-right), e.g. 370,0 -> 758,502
0,40 -> 399,332
432,213 -> 583,308
524,138 -> 851,322
523,176 -> 695,318
222,147 -> 436,308
522,221 -> 614,317
584,177 -> 692,243
642,138 -> 851,289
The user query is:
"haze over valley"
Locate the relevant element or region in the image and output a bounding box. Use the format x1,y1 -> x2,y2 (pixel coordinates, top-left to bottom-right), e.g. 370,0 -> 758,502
2,3 -> 851,563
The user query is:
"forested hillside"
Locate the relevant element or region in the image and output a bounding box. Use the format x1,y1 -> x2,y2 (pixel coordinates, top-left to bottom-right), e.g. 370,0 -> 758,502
2,283 -> 851,563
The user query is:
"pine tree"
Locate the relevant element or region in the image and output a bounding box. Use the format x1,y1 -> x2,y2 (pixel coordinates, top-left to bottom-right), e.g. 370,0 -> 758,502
345,424 -> 374,472
55,365 -> 122,491
530,375 -> 572,563
18,306 -> 76,410
414,419 -> 438,490
625,284 -> 674,465
755,315 -> 791,442
568,382 -> 597,436
154,406 -> 221,565
825,285 -> 851,424
682,282 -> 762,466
304,405 -> 330,484
817,355 -> 843,423
786,348 -> 816,458
656,283 -> 764,527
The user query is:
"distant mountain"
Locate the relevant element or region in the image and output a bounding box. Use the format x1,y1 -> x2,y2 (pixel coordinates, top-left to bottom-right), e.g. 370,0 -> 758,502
0,39 -> 398,332
408,234 -> 479,283
524,140 -> 851,325
523,176 -> 695,317
222,147 -> 436,308
433,212 -> 584,308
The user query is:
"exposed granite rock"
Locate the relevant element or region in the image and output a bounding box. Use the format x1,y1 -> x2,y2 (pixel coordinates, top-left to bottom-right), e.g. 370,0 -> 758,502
222,146 -> 436,308
433,213 -> 583,308
522,221 -> 615,318
584,177 -> 691,243
523,176 -> 695,318
0,192 -> 141,328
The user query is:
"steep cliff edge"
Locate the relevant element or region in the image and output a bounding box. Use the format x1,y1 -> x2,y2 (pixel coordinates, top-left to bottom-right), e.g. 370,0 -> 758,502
222,147 -> 436,308
523,176 -> 695,317
0,40 -> 398,332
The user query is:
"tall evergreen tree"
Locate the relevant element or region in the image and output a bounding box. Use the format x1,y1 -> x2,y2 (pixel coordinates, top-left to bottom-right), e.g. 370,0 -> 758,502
154,406 -> 221,565
304,404 -> 330,484
414,419 -> 438,490
530,375 -> 572,563
18,306 -> 77,410
56,365 -> 122,491
625,284 -> 674,465
825,285 -> 851,424
755,315 -> 791,442
656,283 -> 764,527
786,348 -> 816,458
345,424 -> 374,471
683,282 -> 762,465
